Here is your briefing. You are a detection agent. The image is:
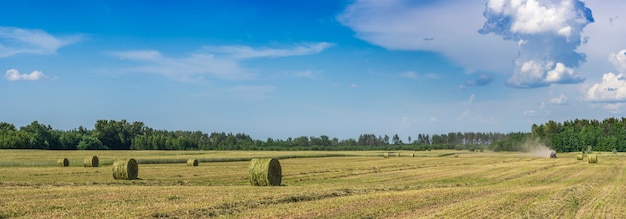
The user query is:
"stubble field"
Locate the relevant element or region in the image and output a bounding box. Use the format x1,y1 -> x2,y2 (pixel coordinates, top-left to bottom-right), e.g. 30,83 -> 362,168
0,150 -> 624,218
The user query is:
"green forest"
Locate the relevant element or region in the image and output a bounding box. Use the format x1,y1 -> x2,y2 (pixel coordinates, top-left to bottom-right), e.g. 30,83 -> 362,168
1,118 -> 625,152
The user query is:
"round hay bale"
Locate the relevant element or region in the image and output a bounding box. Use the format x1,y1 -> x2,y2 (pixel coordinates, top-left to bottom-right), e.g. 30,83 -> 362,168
83,156 -> 99,167
112,159 -> 138,180
187,159 -> 198,166
454,154 -> 459,158
588,154 -> 598,164
411,153 -> 415,157
57,158 -> 69,167
396,152 -> 401,157
249,158 -> 281,186
576,153 -> 583,160
383,152 -> 389,158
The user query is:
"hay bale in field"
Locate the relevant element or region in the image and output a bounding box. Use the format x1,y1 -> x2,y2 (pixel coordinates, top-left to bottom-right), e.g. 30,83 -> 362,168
57,158 -> 69,167
588,154 -> 598,164
383,152 -> 389,158
187,159 -> 198,166
411,153 -> 415,157
576,153 -> 583,160
83,156 -> 99,167
396,152 -> 401,157
112,158 -> 138,180
249,158 -> 281,186
454,154 -> 459,158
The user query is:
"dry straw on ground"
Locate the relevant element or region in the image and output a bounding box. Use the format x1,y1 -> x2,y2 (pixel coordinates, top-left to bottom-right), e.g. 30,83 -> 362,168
249,158 -> 282,186
83,156 -> 99,167
187,159 -> 198,166
588,154 -> 598,164
57,158 -> 69,167
112,158 -> 138,180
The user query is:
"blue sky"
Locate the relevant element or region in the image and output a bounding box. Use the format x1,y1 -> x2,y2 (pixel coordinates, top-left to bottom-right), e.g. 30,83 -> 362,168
1,0 -> 626,140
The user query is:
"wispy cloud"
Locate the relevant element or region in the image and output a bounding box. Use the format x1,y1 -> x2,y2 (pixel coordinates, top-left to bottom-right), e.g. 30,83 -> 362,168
550,94 -> 569,105
0,26 -> 82,57
111,43 -> 332,81
293,70 -> 321,79
462,94 -> 476,105
400,71 -> 418,79
226,85 -> 275,101
460,73 -> 494,89
338,0 -> 518,74
112,50 -> 251,81
399,71 -> 441,80
4,69 -> 45,81
203,42 -> 333,59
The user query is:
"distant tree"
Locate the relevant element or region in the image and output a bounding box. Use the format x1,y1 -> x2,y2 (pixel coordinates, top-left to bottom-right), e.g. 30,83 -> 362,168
392,134 -> 401,145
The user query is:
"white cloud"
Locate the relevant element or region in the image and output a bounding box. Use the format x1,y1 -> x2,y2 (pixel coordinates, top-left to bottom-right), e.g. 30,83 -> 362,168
350,84 -> 358,88
507,61 -> 584,87
112,43 -> 331,81
429,117 -> 438,122
550,94 -> 569,104
586,72 -> 626,102
481,0 -> 593,88
4,69 -> 45,81
609,49 -> 626,73
337,0 -> 518,74
0,26 -> 82,57
339,0 -> 624,91
586,49 -> 626,103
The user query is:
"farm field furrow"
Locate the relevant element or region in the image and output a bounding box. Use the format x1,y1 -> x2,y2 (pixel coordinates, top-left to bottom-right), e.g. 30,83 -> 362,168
1,150 -> 625,218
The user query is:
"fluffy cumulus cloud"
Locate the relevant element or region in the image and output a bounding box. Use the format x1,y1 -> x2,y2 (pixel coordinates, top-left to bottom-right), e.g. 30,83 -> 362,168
586,72 -> 626,102
0,26 -> 82,57
4,69 -> 45,81
480,0 -> 594,88
112,42 -> 331,81
586,49 -> 626,103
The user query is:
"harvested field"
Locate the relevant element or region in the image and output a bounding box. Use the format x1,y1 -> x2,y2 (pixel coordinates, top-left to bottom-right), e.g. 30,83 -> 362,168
0,150 -> 625,218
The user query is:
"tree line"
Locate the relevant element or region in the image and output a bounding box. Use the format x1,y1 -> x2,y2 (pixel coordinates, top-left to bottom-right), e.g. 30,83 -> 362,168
0,119 -> 518,151
530,118 -> 626,152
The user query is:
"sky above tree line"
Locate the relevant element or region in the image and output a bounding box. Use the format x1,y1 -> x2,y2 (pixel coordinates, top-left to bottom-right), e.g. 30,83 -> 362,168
1,0 -> 625,140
